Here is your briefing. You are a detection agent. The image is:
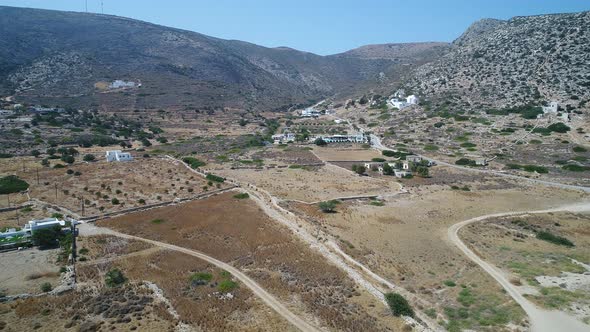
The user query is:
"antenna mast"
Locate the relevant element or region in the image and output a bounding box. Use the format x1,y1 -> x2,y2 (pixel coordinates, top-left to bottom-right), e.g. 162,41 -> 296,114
101,1 -> 104,14
85,0 -> 88,12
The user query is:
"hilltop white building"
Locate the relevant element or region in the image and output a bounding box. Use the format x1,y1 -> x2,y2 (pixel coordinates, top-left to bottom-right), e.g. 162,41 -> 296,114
301,108 -> 321,117
389,95 -> 419,110
542,101 -> 558,114
106,150 -> 133,162
272,133 -> 296,144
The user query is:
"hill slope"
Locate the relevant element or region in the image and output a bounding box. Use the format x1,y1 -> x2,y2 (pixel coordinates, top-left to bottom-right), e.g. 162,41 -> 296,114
0,6 -> 446,111
407,11 -> 590,111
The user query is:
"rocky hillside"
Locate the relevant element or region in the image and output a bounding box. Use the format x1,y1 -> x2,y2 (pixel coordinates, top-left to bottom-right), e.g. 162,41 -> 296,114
0,6 -> 445,111
408,11 -> 590,111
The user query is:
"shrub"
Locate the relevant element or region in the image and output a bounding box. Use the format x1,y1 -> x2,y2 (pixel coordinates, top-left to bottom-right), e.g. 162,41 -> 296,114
83,154 -> 96,162
371,158 -> 386,162
105,268 -> 127,287
32,226 -> 62,248
31,150 -> 41,157
205,174 -> 225,183
61,155 -> 75,164
573,146 -> 587,153
138,199 -> 146,204
0,175 -> 29,194
53,164 -> 65,169
111,198 -> 120,205
40,282 -> 52,292
444,280 -> 457,287
351,164 -> 366,175
79,248 -> 89,255
66,169 -> 74,175
547,122 -> 570,133
537,231 -> 574,247
314,138 -> 327,146
182,157 -> 206,169
218,279 -> 238,292
562,164 -> 590,172
424,144 -> 439,151
319,200 -> 338,213
384,293 -> 414,317
382,150 -> 396,157
189,272 -> 213,283
233,193 -> 249,199
455,158 -> 474,166
151,219 -> 165,224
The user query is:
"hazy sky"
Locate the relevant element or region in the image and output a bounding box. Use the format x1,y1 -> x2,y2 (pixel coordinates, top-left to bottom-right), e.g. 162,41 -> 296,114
1,0 -> 589,55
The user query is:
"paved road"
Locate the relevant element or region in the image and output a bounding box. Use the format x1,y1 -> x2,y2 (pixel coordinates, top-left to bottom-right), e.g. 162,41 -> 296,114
447,202 -> 590,332
370,134 -> 590,193
78,223 -> 322,332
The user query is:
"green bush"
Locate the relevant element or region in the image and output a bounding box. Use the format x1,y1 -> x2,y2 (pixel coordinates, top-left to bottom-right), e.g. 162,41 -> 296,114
573,146 -> 587,153
546,122 -> 570,133
151,219 -> 165,224
233,193 -> 249,199
206,174 -> 225,183
562,164 -> 590,172
384,293 -> 414,317
537,231 -> 574,247
444,280 -> 457,287
319,200 -> 338,213
32,226 -> 62,248
0,175 -> 29,194
218,279 -> 238,292
105,268 -> 127,287
182,157 -> 206,169
189,272 -> 213,283
40,282 -> 52,292
371,158 -> 386,162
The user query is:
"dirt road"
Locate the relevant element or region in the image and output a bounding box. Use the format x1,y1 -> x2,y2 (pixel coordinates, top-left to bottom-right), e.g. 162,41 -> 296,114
78,223 -> 322,332
448,202 -> 590,332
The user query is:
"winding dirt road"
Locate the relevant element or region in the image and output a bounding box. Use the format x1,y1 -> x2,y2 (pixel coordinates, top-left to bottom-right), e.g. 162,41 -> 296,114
78,223 -> 322,332
447,202 -> 590,332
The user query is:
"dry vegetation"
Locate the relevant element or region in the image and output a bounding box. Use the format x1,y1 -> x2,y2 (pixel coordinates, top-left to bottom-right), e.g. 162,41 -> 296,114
99,192 -> 408,331
284,181 -> 587,331
460,212 -> 590,322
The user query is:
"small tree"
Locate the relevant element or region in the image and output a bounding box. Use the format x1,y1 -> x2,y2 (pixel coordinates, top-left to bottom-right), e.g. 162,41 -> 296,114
83,154 -> 96,162
319,200 -> 337,213
40,282 -> 53,292
41,158 -> 50,167
351,164 -> 366,175
31,150 -> 41,158
314,138 -> 327,146
416,166 -> 429,178
32,226 -> 62,249
61,155 -> 75,164
382,163 -> 394,175
105,268 -> 127,287
385,293 -> 414,317
111,198 -> 120,205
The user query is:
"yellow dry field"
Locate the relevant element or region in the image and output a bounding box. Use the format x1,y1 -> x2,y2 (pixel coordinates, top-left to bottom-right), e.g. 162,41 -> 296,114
312,146 -> 384,161
216,164 -> 402,203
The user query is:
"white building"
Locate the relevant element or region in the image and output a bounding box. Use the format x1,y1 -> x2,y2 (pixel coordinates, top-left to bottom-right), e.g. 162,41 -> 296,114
406,155 -> 422,163
106,150 -> 133,162
316,133 -> 366,144
364,162 -> 384,170
24,218 -> 67,235
394,170 -> 412,178
406,95 -> 419,105
272,133 -> 296,144
301,108 -> 321,117
542,101 -> 558,114
110,80 -> 140,89
389,98 -> 409,110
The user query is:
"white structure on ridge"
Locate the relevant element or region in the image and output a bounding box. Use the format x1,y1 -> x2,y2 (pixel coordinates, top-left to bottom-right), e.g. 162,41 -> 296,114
272,133 -> 296,144
301,108 -> 321,117
542,101 -> 558,114
106,150 -> 133,162
389,94 -> 419,110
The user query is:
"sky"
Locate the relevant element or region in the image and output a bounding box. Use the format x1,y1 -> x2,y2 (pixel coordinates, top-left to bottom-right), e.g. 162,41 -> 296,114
1,0 -> 589,55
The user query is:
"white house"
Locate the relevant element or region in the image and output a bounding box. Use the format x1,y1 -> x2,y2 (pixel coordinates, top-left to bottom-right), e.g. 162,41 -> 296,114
110,80 -> 140,89
364,162 -> 384,170
406,95 -> 419,105
406,155 -> 422,163
301,108 -> 321,117
389,98 -> 409,110
106,150 -> 133,162
542,102 -> 558,114
394,170 -> 412,178
272,133 -> 296,144
24,218 -> 67,235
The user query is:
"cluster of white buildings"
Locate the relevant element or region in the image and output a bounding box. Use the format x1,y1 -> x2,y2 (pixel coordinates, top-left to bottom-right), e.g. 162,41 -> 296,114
272,132 -> 296,144
389,94 -> 420,110
105,150 -> 133,162
363,155 -> 434,178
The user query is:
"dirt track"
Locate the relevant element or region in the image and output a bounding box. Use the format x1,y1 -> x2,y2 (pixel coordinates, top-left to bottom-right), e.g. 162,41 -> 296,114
78,222 -> 322,332
448,202 -> 590,332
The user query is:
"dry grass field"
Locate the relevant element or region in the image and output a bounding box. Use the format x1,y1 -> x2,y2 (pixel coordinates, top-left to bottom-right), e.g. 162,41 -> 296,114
285,182 -> 588,331
0,248 -> 61,297
98,192 -> 408,331
460,212 -> 590,323
13,157 -> 221,216
216,164 -> 402,203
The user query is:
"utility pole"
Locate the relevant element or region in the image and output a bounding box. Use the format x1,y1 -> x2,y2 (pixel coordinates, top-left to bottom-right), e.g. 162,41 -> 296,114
54,183 -> 58,201
81,197 -> 85,216
85,0 -> 88,12
101,1 -> 104,14
6,194 -> 9,208
36,168 -> 40,185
